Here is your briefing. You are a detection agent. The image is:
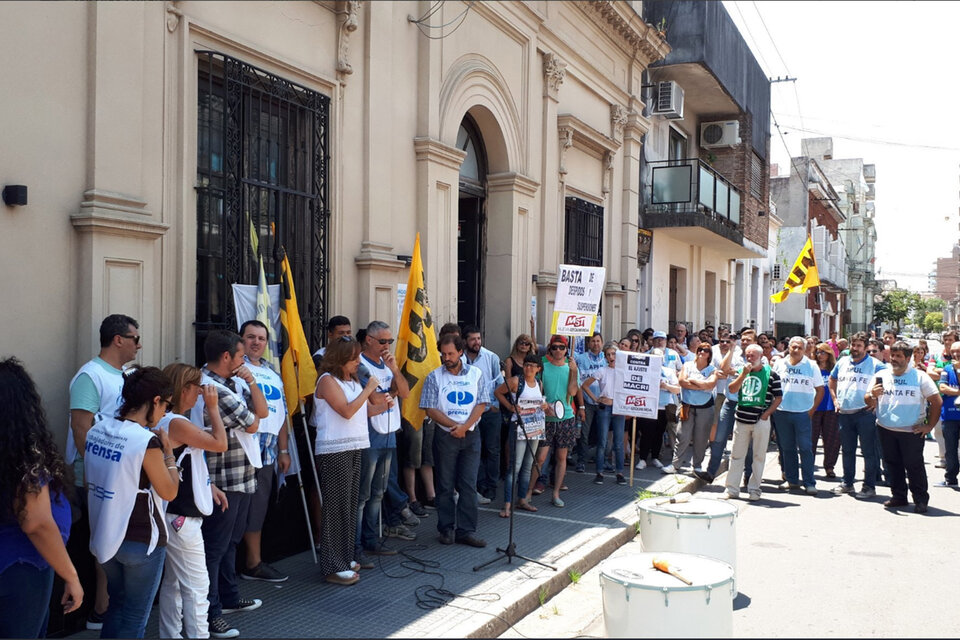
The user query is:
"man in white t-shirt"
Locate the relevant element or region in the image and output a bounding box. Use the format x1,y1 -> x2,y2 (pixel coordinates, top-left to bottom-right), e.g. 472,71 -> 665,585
772,337 -> 824,494
68,313 -> 141,630
867,341 -> 941,513
238,320 -> 290,584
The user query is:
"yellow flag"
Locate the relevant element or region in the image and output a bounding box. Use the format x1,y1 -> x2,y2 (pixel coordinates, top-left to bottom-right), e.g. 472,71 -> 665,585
395,234 -> 441,431
279,248 -> 318,414
770,236 -> 820,304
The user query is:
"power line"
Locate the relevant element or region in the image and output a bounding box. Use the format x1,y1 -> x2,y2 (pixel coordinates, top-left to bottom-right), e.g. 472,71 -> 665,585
731,1 -> 773,75
775,121 -> 960,152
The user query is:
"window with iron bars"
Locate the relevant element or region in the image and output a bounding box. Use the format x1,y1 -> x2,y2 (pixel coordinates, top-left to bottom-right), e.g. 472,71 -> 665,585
564,196 -> 604,267
195,51 -> 330,365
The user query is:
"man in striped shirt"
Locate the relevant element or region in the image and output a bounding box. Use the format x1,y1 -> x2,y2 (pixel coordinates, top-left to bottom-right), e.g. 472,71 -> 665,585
721,344 -> 782,501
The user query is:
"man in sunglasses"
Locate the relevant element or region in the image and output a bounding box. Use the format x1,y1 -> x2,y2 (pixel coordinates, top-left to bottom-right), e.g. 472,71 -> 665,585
67,313 -> 142,629
463,326 -> 505,504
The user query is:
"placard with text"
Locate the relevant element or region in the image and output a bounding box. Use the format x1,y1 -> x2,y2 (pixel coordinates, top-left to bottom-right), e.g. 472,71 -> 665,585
613,351 -> 662,418
550,264 -> 606,336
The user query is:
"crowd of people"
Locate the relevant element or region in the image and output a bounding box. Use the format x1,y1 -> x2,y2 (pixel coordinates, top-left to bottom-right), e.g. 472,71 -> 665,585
1,313 -> 956,639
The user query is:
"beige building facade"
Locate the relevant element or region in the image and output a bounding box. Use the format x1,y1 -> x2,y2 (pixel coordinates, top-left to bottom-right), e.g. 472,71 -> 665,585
0,1 -> 670,444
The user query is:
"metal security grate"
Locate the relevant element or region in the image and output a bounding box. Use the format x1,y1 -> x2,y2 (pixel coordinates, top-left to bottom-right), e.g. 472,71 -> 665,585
564,196 -> 604,267
195,51 -> 330,363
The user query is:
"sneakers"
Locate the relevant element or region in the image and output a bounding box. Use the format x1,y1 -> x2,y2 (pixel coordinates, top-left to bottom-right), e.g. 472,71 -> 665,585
934,481 -> 959,488
748,493 -> 761,502
616,474 -> 627,486
477,495 -> 492,505
660,464 -> 676,474
422,497 -> 437,509
832,483 -> 855,495
400,507 -> 421,527
883,497 -> 908,509
408,501 -> 428,517
438,529 -> 455,545
385,524 -> 417,540
574,463 -> 586,473
855,487 -> 876,499
353,553 -> 375,570
652,459 -> 664,470
635,459 -> 647,470
804,486 -> 818,495
532,481 -> 546,496
209,616 -> 240,639
86,609 -> 105,631
593,473 -> 604,485
222,598 -> 262,614
240,562 -> 288,583
914,502 -> 929,514
779,482 -> 802,492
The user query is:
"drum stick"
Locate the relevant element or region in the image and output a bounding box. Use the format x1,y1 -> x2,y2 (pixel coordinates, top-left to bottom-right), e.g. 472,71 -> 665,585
629,417 -> 637,487
652,556 -> 692,585
655,492 -> 691,506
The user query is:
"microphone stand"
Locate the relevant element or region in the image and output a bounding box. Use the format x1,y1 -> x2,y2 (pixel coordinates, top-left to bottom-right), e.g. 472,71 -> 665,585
474,381 -> 556,572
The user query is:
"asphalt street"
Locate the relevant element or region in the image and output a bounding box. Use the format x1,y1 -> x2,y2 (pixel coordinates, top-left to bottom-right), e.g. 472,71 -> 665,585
502,437 -> 960,638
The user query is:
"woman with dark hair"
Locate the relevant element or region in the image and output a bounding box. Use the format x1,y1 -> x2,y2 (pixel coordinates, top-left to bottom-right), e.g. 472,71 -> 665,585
85,366 -> 180,638
812,344 -> 840,478
312,337 -> 379,586
0,357 -> 83,638
157,363 -> 229,640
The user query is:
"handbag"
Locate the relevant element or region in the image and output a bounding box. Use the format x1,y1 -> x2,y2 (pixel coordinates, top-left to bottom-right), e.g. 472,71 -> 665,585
678,403 -> 690,422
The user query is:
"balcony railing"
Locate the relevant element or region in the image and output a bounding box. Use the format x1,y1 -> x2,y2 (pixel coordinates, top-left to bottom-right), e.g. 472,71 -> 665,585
642,158 -> 744,244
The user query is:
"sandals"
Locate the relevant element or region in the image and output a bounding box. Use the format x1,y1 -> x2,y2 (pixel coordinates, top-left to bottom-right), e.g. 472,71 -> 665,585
499,506 -> 511,518
516,501 -> 538,512
551,496 -> 565,508
325,570 -> 359,586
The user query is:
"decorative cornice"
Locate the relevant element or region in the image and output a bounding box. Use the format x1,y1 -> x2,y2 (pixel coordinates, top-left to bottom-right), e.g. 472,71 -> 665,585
413,137 -> 467,172
354,241 -> 407,272
578,0 -> 670,64
336,0 -> 360,81
542,52 -> 566,100
557,114 -> 621,157
72,190 -> 168,240
487,172 -> 540,198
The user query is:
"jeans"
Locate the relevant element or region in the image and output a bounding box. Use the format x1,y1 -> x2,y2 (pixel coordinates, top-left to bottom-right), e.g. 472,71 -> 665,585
576,404 -> 598,465
595,404 -> 625,474
637,409 -> 667,462
838,410 -> 879,490
774,411 -> 816,488
503,434 -> 538,505
943,420 -> 960,485
159,515 -> 210,639
476,410 -> 503,498
434,427 -> 481,537
707,399 -> 737,477
877,427 -> 929,505
0,562 -> 54,638
724,419 -> 771,498
673,405 -> 713,470
357,446 -> 391,551
101,540 -> 167,638
202,491 -> 252,617
383,447 -> 408,527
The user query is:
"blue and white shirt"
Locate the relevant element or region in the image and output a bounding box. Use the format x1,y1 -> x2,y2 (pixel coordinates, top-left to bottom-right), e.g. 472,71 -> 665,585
830,354 -> 886,413
773,357 -> 824,413
680,361 -> 716,407
875,367 -> 937,431
575,350 -> 606,406
659,367 -> 679,408
420,363 -> 492,432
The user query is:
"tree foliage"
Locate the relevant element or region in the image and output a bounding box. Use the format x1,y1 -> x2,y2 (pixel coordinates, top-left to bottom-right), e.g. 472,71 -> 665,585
875,290 -> 922,331
923,311 -> 944,334
912,297 -> 946,326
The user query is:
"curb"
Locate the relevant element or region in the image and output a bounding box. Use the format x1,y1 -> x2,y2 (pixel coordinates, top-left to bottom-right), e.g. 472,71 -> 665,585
468,469 -> 714,638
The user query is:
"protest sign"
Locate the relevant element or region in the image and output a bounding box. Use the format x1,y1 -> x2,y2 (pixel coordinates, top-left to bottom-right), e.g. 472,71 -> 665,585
613,351 -> 662,419
550,264 -> 605,336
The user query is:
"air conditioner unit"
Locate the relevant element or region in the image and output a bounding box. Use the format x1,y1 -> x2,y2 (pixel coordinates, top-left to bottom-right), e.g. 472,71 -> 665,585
652,81 -> 684,119
700,120 -> 740,148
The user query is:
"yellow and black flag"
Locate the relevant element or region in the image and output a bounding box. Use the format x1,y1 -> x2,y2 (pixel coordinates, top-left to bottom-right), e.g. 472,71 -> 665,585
770,236 -> 820,304
395,233 -> 441,431
279,246 -> 319,414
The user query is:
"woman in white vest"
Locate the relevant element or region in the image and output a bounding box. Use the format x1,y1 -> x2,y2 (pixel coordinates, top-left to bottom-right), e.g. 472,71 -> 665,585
84,367 -> 180,639
312,337 -> 378,586
157,363 -> 230,639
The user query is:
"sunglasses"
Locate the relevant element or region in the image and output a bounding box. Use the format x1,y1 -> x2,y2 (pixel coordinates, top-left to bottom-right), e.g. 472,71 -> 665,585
121,334 -> 141,345
519,341 -> 532,347
376,338 -> 395,345
720,340 -> 731,344
549,344 -> 567,351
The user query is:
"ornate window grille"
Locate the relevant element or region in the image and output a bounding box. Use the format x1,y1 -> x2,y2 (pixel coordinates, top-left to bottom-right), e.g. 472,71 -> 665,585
195,51 -> 330,363
564,197 -> 604,267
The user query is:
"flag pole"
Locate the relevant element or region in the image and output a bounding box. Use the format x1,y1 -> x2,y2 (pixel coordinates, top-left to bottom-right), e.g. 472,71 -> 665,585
293,351 -> 324,511
283,413 -> 318,564
629,417 -> 637,488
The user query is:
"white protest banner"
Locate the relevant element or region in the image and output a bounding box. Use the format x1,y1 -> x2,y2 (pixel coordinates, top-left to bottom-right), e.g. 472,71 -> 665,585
613,351 -> 662,419
232,284 -> 281,330
551,264 -> 606,336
